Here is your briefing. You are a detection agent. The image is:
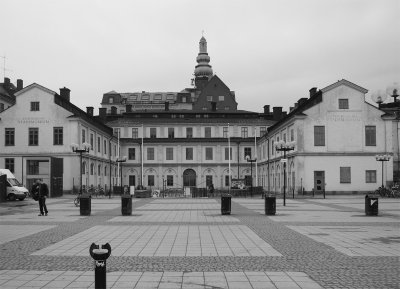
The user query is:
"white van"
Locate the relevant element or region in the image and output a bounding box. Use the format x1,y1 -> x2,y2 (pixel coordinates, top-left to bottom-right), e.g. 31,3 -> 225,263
0,169 -> 28,201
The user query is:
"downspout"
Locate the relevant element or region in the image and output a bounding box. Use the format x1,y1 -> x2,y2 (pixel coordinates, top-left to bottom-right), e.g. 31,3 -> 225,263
237,141 -> 240,179
109,138 -> 112,192
267,138 -> 270,193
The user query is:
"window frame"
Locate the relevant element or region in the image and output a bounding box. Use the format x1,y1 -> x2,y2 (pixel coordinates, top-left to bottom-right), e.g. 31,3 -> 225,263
365,126 -> 376,146
29,127 -> 39,146
185,147 -> 193,160
5,128 -> 15,146
53,127 -> 63,145
365,170 -> 377,183
166,147 -> 174,160
338,98 -> 349,109
205,147 -> 213,160
128,148 -> 136,160
340,167 -> 351,183
30,101 -> 40,111
314,126 -> 325,146
147,147 -> 155,160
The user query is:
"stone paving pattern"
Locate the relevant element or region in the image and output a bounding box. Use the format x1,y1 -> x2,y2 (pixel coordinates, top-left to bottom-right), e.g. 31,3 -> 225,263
0,195 -> 398,288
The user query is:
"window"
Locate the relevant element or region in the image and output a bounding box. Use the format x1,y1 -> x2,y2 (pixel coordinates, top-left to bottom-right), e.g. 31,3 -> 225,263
147,148 -> 154,160
224,106 -> 230,110
339,99 -> 349,109
128,148 -> 135,160
5,128 -> 15,146
167,175 -> 173,186
205,127 -> 211,138
82,129 -> 86,143
90,134 -> 94,150
314,126 -> 325,146
244,147 -> 252,159
167,94 -> 175,100
5,158 -> 14,173
166,148 -> 173,160
53,127 -> 63,145
29,128 -> 39,146
223,127 -> 228,138
219,95 -> 224,101
90,163 -> 94,175
168,128 -> 174,138
132,128 -> 138,139
205,147 -> 213,160
97,137 -> 101,152
109,97 -> 113,104
30,101 -> 40,111
186,148 -> 193,160
154,94 -> 162,100
207,95 -> 212,102
260,127 -> 267,137
340,167 -> 351,183
202,107 -> 207,111
271,140 -> 274,155
113,128 -> 120,137
366,170 -> 376,183
150,128 -> 157,138
0,103 -> 4,111
182,97 -> 186,103
148,175 -> 154,186
225,147 -> 232,160
104,140 -> 107,155
104,166 -> 107,176
241,127 -> 248,138
290,129 -> 294,141
141,94 -> 150,100
206,175 -> 213,187
225,175 -> 230,186
98,164 -> 101,176
186,127 -> 193,138
365,126 -> 376,146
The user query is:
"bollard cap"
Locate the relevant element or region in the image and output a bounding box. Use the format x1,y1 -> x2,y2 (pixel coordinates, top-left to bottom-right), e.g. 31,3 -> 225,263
89,243 -> 111,261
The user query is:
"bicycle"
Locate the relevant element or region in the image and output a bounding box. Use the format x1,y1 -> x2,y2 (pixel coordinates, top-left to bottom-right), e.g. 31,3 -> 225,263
74,193 -> 81,207
374,186 -> 391,197
390,185 -> 400,198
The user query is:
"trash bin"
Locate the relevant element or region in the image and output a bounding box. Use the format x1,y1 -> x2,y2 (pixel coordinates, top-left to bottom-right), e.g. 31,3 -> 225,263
221,194 -> 232,215
121,195 -> 132,216
365,195 -> 378,216
265,196 -> 276,215
80,194 -> 91,216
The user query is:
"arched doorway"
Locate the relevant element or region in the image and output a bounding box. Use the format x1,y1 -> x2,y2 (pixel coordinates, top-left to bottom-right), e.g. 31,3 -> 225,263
183,169 -> 196,187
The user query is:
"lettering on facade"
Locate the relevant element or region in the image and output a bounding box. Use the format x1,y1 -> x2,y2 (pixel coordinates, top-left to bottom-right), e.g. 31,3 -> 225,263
17,117 -> 50,124
326,114 -> 361,122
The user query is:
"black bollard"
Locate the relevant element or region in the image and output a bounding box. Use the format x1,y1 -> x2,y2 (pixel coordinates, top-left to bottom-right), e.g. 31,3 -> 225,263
89,243 -> 111,289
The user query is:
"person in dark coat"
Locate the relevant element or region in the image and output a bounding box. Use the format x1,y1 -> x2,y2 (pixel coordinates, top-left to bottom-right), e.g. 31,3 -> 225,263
31,179 -> 49,216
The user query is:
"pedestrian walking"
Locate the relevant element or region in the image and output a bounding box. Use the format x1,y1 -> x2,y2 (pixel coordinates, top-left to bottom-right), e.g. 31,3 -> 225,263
31,179 -> 49,216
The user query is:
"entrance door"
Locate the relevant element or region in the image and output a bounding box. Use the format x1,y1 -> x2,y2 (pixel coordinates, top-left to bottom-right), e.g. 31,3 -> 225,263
183,169 -> 196,187
314,171 -> 325,192
51,157 -> 63,197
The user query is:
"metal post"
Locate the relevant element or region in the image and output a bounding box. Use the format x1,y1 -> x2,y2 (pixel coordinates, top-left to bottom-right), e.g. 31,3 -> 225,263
250,161 -> 253,198
79,152 -> 83,194
381,161 -> 384,188
283,150 -> 286,206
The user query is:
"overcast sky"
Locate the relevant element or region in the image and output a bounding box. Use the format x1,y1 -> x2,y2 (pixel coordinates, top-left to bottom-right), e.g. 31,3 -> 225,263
2,0 -> 399,113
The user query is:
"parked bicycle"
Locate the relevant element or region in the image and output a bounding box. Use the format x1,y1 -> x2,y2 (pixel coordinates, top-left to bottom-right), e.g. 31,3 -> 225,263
74,193 -> 81,207
374,186 -> 393,198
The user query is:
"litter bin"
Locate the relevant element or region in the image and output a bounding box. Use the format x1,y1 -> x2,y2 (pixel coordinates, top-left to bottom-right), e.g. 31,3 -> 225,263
121,195 -> 132,216
265,196 -> 276,215
365,195 -> 378,216
221,194 -> 232,215
80,194 -> 91,216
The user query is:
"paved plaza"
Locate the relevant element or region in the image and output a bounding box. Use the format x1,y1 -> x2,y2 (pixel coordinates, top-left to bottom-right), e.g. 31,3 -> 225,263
0,195 -> 399,288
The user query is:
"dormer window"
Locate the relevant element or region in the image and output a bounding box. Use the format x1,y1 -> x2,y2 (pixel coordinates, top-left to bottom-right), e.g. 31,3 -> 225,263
109,97 -> 113,104
182,97 -> 186,103
339,99 -> 349,109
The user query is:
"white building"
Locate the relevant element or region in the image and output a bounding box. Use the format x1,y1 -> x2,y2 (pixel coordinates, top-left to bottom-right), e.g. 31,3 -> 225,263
258,79 -> 394,195
0,83 -> 118,196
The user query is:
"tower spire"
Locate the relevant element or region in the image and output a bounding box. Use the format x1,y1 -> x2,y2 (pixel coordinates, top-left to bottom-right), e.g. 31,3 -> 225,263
194,35 -> 213,80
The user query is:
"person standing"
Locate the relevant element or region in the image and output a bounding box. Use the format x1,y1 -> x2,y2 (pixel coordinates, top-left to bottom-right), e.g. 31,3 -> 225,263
31,179 -> 49,216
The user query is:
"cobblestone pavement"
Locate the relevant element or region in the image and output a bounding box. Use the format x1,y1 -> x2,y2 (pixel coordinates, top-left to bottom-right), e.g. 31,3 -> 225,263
0,195 -> 399,288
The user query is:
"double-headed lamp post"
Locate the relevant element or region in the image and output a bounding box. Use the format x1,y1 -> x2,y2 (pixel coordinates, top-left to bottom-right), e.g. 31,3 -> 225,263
245,155 -> 257,197
275,140 -> 296,206
116,156 -> 127,194
375,154 -> 391,188
70,143 -> 91,194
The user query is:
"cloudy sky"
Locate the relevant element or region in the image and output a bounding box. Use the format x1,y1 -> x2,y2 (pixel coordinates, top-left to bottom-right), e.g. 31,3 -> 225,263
2,0 -> 399,113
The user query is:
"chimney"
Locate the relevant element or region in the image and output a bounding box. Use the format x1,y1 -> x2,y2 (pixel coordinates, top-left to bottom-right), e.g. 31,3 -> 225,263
309,87 -> 318,97
59,87 -> 71,102
4,77 -> 10,86
110,106 -> 117,114
86,107 -> 94,116
263,105 -> 270,114
164,101 -> 169,111
289,106 -> 294,112
211,101 -> 217,111
17,79 -> 23,91
126,104 -> 132,113
298,98 -> 308,106
99,108 -> 107,119
273,106 -> 283,121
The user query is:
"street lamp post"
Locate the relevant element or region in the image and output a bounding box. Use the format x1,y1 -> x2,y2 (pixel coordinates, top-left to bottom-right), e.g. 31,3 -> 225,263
275,141 -> 296,206
376,154 -> 391,188
70,143 -> 91,194
246,155 -> 256,197
116,156 -> 127,194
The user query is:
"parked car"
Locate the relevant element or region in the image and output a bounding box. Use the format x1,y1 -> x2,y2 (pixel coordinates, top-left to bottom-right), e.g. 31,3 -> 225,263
0,169 -> 28,201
